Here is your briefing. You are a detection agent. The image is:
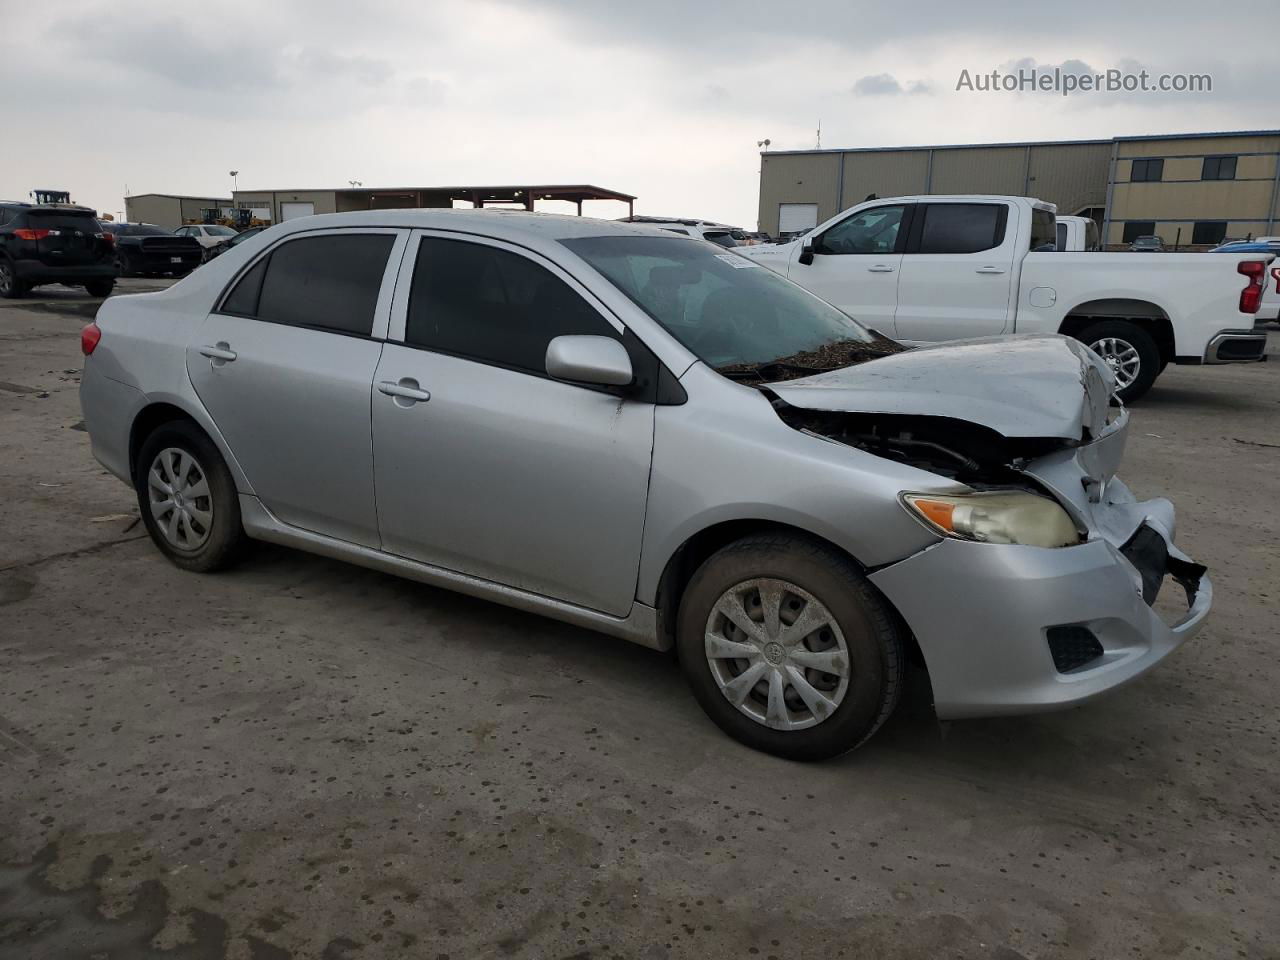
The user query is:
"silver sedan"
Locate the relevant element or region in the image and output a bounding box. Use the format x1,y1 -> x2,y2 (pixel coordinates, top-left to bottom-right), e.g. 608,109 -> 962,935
79,211 -> 1211,759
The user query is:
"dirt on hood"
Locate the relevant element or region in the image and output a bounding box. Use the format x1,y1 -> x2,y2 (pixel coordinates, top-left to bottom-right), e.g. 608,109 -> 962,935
715,336 -> 908,383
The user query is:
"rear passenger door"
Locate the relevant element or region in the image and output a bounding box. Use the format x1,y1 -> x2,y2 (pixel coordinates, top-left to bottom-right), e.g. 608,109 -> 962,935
187,229 -> 406,547
892,201 -> 1017,343
370,232 -> 656,617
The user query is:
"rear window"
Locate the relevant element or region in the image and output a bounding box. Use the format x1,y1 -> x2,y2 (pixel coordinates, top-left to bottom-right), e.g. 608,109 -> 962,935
1030,208 -> 1056,251
122,225 -> 173,237
25,212 -> 100,231
219,233 -> 394,336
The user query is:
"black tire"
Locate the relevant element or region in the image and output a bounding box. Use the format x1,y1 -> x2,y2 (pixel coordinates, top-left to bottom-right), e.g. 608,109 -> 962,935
85,278 -> 115,298
135,420 -> 245,573
1077,320 -> 1160,403
676,534 -> 904,761
116,250 -> 133,278
0,259 -> 27,299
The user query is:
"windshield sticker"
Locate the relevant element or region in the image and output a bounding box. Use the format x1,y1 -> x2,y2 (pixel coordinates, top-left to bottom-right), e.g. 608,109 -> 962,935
714,253 -> 757,268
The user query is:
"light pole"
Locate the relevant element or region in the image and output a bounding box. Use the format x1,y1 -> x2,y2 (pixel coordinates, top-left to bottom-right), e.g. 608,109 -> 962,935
229,170 -> 239,195
348,180 -> 363,189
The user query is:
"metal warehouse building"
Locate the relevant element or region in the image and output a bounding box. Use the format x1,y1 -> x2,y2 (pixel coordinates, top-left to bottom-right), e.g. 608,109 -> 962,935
124,194 -> 233,230
758,129 -> 1280,248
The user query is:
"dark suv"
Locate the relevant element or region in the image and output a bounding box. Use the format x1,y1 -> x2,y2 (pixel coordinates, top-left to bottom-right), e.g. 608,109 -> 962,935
0,202 -> 116,299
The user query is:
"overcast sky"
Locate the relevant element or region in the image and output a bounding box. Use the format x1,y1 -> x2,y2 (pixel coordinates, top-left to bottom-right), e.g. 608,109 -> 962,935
2,0 -> 1273,228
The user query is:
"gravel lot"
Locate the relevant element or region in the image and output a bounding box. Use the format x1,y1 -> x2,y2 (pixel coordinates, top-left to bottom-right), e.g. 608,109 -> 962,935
2,281 -> 1278,959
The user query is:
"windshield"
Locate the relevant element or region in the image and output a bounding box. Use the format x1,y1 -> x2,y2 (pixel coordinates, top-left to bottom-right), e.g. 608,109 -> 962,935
561,235 -> 880,371
122,224 -> 172,236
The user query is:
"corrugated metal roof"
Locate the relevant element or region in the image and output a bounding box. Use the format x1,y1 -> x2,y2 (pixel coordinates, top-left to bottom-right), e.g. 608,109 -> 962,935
764,129 -> 1280,157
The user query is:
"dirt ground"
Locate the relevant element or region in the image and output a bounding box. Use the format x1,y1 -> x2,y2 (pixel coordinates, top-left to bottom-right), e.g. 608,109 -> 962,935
2,281 -> 1278,959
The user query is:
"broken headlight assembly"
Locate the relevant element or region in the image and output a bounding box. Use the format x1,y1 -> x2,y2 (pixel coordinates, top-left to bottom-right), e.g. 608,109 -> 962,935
901,491 -> 1081,548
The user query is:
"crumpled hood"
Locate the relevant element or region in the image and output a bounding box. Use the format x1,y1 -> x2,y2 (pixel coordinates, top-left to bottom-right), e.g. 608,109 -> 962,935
767,334 -> 1115,441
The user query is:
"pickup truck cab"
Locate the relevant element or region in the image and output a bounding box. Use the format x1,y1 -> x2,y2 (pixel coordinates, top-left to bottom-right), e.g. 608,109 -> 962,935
737,196 -> 1272,400
1056,215 -> 1101,252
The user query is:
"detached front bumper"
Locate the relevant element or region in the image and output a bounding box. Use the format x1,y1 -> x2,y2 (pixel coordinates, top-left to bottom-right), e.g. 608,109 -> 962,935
869,527 -> 1210,719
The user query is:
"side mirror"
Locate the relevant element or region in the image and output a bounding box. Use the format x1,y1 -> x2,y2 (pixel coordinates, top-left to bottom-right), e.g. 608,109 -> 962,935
798,240 -> 816,266
545,335 -> 633,387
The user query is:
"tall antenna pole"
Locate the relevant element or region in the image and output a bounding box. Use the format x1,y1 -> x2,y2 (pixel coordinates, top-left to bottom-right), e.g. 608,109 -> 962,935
816,120 -> 822,149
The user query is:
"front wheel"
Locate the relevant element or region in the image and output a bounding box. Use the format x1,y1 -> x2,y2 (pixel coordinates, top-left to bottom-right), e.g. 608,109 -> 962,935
1079,320 -> 1160,403
676,534 -> 904,761
135,421 -> 246,572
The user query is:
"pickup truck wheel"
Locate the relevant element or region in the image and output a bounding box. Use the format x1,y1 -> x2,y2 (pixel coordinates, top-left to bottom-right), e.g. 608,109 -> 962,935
676,534 -> 904,761
1080,321 -> 1160,402
85,279 -> 115,298
135,421 -> 246,573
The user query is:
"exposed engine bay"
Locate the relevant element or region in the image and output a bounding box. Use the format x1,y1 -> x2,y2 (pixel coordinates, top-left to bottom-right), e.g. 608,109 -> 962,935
769,397 -> 1072,484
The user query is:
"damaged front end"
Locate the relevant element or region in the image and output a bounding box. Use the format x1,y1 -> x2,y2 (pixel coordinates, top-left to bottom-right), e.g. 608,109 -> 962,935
751,333 -> 1212,719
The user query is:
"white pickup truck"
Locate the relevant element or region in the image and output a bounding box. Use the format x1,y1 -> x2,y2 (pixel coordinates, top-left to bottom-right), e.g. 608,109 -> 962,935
738,195 -> 1272,400
1055,215 -> 1101,252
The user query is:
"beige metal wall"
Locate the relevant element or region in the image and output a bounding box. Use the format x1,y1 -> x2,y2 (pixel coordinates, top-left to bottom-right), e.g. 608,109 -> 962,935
1105,133 -> 1280,246
758,141 -> 1110,235
232,190 -> 341,223
124,195 -> 230,229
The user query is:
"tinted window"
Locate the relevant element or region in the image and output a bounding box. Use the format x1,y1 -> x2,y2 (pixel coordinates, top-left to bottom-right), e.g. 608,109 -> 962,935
1202,156 -> 1237,181
405,238 -> 617,373
1131,158 -> 1164,182
1192,221 -> 1228,246
1030,208 -> 1056,252
817,205 -> 906,255
221,257 -> 268,316
122,224 -> 172,236
222,234 -> 393,335
1056,222 -> 1068,251
1123,221 -> 1157,243
917,203 -> 1004,254
26,212 -> 100,231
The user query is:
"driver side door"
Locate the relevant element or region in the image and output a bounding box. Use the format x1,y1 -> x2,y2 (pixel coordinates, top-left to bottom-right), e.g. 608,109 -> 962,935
788,203 -> 912,336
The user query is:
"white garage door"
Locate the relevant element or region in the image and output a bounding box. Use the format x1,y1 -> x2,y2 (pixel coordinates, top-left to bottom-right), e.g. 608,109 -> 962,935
778,203 -> 819,234
279,202 -> 315,221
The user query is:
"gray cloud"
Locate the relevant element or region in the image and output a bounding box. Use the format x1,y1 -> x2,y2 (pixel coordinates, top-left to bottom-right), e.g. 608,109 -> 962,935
853,74 -> 931,96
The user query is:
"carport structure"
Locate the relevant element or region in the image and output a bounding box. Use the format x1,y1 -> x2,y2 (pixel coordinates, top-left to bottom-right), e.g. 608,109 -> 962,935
231,184 -> 636,223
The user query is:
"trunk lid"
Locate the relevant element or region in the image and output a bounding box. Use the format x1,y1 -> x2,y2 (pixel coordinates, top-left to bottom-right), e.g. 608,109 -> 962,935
766,334 -> 1115,441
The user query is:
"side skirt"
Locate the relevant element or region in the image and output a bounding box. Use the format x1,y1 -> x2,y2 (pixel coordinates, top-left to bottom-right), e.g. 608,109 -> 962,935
238,495 -> 668,652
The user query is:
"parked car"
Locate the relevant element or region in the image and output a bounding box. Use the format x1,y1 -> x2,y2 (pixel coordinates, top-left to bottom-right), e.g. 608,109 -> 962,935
204,225 -> 267,261
103,223 -> 204,278
1211,239 -> 1280,320
0,201 -> 116,298
1129,235 -> 1165,252
174,223 -> 239,252
736,195 -> 1271,401
79,210 -> 1211,760
1055,215 -> 1102,251
620,216 -> 743,248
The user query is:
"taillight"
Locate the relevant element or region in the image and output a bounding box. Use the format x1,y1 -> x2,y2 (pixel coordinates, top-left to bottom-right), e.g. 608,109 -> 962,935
13,228 -> 54,240
1238,260 -> 1265,313
81,322 -> 102,356
97,231 -> 115,246
1272,266 -> 1280,289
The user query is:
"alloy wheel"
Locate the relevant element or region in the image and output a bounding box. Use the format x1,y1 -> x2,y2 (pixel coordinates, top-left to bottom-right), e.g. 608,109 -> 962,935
1089,336 -> 1142,390
0,263 -> 13,296
703,577 -> 850,731
147,447 -> 213,551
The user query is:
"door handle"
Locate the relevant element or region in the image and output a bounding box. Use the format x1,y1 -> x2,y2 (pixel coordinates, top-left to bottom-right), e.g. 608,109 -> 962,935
975,266 -> 1006,274
198,343 -> 237,362
378,379 -> 431,403
867,264 -> 895,273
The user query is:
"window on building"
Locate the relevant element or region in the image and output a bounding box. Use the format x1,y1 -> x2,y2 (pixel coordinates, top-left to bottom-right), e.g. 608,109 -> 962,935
1130,158 -> 1164,182
1191,221 -> 1228,246
1122,221 -> 1157,244
220,233 -> 394,336
915,203 -> 1006,254
1202,156 -> 1238,181
406,237 -> 619,374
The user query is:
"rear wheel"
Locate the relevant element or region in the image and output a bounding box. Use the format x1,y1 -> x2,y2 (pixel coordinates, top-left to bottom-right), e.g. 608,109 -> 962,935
1079,320 -> 1160,403
0,260 -> 28,299
135,421 -> 245,572
85,279 -> 115,298
676,534 -> 904,761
